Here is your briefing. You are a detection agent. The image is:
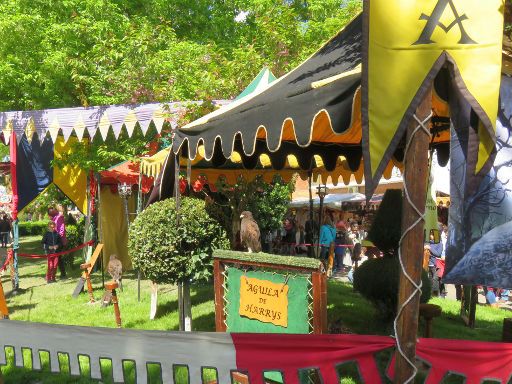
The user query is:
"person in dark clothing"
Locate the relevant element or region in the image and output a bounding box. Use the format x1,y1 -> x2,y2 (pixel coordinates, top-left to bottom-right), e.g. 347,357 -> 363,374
42,221 -> 63,283
0,214 -> 11,247
428,235 -> 444,296
281,218 -> 296,255
305,217 -> 318,258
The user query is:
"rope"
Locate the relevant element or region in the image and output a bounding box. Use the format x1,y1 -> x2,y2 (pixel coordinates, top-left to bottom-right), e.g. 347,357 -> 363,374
393,112 -> 433,384
18,241 -> 94,259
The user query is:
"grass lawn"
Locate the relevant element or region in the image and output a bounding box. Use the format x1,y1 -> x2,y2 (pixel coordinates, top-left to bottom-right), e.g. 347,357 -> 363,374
1,236 -> 511,383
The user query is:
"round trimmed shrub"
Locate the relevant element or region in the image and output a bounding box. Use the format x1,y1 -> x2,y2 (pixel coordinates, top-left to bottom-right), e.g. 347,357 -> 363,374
353,257 -> 431,321
128,197 -> 229,284
367,189 -> 403,257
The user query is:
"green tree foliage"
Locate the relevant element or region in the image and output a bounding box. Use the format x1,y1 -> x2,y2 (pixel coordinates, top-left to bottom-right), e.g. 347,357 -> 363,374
0,0 -> 362,111
207,176 -> 294,244
128,197 -> 229,284
21,184 -> 72,220
0,0 -> 362,170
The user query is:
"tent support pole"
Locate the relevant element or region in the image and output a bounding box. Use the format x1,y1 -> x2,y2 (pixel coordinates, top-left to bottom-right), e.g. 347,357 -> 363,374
308,171 -> 314,258
394,86 -> 432,383
9,131 -> 19,292
137,171 -> 143,302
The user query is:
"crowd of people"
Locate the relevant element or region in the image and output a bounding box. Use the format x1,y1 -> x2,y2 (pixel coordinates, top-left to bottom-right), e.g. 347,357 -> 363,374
267,209 -> 372,279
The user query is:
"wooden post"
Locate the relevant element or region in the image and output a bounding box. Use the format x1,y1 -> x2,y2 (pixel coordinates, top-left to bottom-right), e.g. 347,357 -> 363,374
80,263 -> 95,303
311,271 -> 327,334
468,285 -> 478,328
150,282 -> 158,320
502,318 -> 512,342
214,259 -> 227,332
394,87 -> 432,383
183,280 -> 192,331
106,281 -> 121,328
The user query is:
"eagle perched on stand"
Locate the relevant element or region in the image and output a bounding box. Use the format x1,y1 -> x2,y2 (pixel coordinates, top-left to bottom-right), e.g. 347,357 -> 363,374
240,211 -> 261,253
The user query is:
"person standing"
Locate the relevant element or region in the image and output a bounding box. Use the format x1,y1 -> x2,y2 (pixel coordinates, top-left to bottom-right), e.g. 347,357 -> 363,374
42,221 -> 62,283
428,233 -> 444,296
48,206 -> 67,279
281,218 -> 296,255
304,212 -> 318,258
0,213 -> 11,247
319,216 -> 336,261
333,221 -> 348,274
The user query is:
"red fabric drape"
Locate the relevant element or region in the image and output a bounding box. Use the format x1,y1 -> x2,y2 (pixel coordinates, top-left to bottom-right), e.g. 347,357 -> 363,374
233,334 -> 512,383
232,333 -> 394,384
9,131 -> 18,220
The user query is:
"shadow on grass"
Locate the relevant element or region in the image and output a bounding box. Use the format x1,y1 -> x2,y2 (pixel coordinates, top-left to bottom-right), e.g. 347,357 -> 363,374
192,311 -> 215,332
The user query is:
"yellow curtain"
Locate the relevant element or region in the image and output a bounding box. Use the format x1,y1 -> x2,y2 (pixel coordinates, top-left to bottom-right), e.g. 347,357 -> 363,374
53,137 -> 88,214
99,186 -> 135,270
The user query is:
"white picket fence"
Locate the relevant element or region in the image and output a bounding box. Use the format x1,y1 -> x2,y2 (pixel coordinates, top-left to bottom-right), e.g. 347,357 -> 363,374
0,320 -> 238,384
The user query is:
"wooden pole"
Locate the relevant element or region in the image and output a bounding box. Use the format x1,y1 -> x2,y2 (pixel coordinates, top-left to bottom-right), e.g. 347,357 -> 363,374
80,263 -> 95,303
308,172 -> 314,258
213,259 -> 227,331
394,87 -> 432,383
106,281 -> 122,328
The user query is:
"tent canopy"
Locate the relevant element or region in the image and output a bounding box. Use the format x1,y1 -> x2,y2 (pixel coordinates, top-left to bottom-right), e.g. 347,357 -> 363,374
172,14 -> 450,179
290,193 -> 366,209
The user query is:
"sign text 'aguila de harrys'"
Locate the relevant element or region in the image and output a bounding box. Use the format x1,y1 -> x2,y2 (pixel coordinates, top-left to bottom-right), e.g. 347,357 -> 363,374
362,0 -> 504,199
239,277 -> 289,327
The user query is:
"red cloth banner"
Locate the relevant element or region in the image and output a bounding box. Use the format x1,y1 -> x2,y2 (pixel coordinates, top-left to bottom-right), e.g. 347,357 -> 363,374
231,334 -> 512,383
232,333 -> 394,384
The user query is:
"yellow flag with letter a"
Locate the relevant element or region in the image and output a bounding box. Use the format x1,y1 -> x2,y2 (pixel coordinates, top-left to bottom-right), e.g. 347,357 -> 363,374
362,0 -> 504,199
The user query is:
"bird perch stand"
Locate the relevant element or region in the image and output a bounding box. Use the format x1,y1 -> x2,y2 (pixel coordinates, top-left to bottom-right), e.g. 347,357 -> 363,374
80,263 -> 95,304
105,281 -> 122,328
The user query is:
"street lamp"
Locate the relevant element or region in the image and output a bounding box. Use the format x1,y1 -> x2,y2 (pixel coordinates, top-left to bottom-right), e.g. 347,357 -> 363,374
316,184 -> 329,256
118,182 -> 132,227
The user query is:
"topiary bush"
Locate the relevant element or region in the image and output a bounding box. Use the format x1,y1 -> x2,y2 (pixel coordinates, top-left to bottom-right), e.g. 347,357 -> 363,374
353,257 -> 431,321
367,189 -> 403,257
128,197 -> 229,285
64,217 -> 85,268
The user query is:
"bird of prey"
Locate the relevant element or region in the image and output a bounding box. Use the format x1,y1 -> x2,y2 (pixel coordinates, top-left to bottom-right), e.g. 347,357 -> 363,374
240,211 -> 261,253
107,254 -> 123,291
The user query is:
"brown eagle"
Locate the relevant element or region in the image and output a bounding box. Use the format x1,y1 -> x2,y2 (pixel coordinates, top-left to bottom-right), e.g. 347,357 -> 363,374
240,211 -> 261,253
107,254 -> 123,291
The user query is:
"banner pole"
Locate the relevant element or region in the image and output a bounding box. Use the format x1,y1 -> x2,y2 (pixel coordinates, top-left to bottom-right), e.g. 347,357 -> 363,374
394,86 -> 432,383
9,131 -> 19,292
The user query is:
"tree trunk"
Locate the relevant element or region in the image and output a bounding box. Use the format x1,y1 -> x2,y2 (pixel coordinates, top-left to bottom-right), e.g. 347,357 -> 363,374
178,281 -> 193,331
149,282 -> 158,320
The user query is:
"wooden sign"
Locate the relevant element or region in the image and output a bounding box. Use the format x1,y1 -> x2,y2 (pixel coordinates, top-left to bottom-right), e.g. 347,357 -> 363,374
239,277 -> 289,327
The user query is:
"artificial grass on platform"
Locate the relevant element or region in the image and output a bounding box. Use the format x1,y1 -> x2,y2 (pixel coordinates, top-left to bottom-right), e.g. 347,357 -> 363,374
213,249 -> 323,270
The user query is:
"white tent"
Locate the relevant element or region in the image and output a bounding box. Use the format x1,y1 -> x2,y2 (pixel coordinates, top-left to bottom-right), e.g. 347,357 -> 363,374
290,193 -> 366,209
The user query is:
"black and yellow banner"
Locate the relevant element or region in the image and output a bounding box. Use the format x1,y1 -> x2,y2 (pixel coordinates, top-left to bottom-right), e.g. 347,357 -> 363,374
362,0 -> 504,198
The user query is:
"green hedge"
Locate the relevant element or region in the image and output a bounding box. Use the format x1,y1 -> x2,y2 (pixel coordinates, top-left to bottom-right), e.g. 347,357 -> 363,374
18,221 -> 49,236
